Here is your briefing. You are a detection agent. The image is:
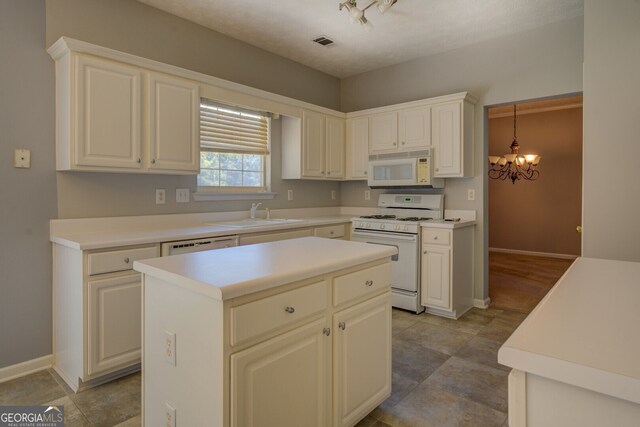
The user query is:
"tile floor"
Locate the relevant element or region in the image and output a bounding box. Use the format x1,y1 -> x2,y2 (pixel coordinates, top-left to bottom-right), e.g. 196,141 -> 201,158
0,307 -> 519,427
0,253 -> 573,427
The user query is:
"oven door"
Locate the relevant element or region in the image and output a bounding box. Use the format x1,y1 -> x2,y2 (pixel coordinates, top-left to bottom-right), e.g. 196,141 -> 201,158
351,229 -> 419,293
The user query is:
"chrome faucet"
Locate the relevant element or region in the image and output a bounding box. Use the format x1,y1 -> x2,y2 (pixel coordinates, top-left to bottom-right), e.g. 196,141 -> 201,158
250,202 -> 262,219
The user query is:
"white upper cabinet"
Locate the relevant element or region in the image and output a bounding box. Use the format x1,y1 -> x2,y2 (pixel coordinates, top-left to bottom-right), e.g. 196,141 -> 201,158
148,72 -> 200,172
282,111 -> 345,180
399,107 -> 431,150
369,108 -> 430,154
51,49 -> 200,174
346,117 -> 369,180
326,116 -> 345,179
369,113 -> 398,153
302,110 -> 326,178
432,100 -> 474,178
75,55 -> 143,170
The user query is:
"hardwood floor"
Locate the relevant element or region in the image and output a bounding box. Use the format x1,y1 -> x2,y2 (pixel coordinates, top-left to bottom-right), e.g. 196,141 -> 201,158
489,251 -> 576,313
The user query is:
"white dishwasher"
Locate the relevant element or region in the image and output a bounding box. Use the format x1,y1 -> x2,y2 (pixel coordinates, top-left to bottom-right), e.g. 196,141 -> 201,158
161,235 -> 239,256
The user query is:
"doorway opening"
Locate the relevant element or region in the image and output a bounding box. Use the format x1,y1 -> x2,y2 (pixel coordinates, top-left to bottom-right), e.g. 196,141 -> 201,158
487,95 -> 582,313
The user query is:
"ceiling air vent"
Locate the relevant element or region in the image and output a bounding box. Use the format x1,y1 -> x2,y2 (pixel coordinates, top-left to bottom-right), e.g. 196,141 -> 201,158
312,36 -> 335,47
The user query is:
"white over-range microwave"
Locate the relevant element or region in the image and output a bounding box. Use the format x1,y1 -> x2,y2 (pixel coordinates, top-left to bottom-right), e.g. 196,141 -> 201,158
367,150 -> 444,188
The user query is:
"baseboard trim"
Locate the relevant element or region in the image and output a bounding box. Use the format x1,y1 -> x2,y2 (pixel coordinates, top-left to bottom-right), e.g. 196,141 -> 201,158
474,297 -> 491,309
0,355 -> 53,383
489,247 -> 579,260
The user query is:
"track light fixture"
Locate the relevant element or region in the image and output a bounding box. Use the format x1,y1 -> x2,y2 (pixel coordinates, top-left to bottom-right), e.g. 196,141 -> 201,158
338,0 -> 398,26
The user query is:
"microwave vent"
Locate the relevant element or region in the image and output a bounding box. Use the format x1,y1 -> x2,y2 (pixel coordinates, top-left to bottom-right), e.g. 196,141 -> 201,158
369,149 -> 432,161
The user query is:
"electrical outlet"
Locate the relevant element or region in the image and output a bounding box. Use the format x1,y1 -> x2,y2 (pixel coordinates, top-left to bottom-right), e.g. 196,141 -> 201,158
364,190 -> 371,201
176,188 -> 190,203
287,189 -> 293,201
165,403 -> 176,427
331,190 -> 336,200
14,149 -> 31,168
467,189 -> 476,201
165,331 -> 176,366
156,189 -> 166,205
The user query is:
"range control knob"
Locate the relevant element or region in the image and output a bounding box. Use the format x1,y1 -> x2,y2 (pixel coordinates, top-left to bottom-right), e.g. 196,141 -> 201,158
395,225 -> 400,231
366,223 -> 371,228
403,225 -> 409,231
380,224 -> 386,230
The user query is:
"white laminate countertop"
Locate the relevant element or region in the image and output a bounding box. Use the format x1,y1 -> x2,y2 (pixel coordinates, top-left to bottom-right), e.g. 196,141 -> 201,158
50,215 -> 353,250
420,219 -> 476,229
498,257 -> 640,404
133,237 -> 397,301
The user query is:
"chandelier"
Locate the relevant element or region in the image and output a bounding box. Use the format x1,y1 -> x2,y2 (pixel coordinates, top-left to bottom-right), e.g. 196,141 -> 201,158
338,0 -> 398,26
488,105 -> 541,184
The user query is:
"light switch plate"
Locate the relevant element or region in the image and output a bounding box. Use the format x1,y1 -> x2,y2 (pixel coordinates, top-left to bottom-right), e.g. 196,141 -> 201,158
165,403 -> 176,427
14,149 -> 31,168
176,188 -> 190,203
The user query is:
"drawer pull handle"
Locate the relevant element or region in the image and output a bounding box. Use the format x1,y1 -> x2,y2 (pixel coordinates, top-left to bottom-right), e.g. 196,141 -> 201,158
323,327 -> 331,336
284,306 -> 295,314
124,257 -> 130,264
365,280 -> 374,287
423,250 -> 427,254
338,322 -> 346,330
434,236 -> 438,240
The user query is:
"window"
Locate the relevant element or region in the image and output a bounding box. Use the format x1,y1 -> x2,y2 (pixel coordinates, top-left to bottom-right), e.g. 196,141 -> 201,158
197,99 -> 270,192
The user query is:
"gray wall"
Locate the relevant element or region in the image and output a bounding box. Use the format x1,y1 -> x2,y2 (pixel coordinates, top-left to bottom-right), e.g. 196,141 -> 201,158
57,120 -> 341,218
46,0 -> 340,110
582,0 -> 640,261
47,0 -> 342,220
0,1 -> 57,368
340,17 -> 584,302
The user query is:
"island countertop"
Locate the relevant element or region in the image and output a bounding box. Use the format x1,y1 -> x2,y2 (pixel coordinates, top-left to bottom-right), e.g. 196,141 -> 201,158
498,257 -> 640,404
134,236 -> 397,301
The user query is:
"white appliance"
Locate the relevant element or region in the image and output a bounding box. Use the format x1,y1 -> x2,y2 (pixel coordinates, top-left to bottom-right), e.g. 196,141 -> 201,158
161,235 -> 239,256
350,194 -> 444,313
368,150 -> 444,188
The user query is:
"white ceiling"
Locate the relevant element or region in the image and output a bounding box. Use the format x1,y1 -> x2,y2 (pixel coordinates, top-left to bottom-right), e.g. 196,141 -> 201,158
137,0 -> 583,78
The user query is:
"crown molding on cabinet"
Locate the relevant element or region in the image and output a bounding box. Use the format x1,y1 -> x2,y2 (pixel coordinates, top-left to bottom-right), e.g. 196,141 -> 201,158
345,92 -> 479,118
47,37 -> 345,119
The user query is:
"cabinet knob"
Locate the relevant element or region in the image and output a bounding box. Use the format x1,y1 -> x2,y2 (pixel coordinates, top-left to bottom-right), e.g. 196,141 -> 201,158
434,236 -> 438,240
327,171 -> 331,175
423,250 -> 427,254
137,158 -> 141,163
365,280 -> 374,287
323,327 -> 331,336
364,171 -> 367,175
284,306 -> 295,314
436,168 -> 439,172
338,322 -> 346,330
124,257 -> 130,264
392,142 -> 397,146
151,159 -> 156,164
401,141 -> 406,145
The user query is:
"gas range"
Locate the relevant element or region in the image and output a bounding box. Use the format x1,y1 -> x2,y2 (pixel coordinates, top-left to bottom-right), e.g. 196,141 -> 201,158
351,194 -> 444,235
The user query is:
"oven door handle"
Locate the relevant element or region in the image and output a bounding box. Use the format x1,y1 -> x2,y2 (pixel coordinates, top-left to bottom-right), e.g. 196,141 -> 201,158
351,230 -> 417,241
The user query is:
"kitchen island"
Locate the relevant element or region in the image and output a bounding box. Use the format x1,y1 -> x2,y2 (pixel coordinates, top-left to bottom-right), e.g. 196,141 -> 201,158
134,237 -> 396,427
498,257 -> 640,427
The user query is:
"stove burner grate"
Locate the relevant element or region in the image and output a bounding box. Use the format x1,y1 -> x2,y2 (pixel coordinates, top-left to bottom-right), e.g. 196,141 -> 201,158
359,215 -> 397,219
396,217 -> 433,222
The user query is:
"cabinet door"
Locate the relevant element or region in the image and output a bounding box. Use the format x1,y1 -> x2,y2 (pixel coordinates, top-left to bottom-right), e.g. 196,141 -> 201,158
369,113 -> 398,153
421,245 -> 451,309
75,55 -> 142,169
148,73 -> 200,173
432,101 -> 462,177
346,117 -> 369,179
334,292 -> 391,427
231,319 -> 330,427
302,111 -> 326,177
399,107 -> 430,150
326,116 -> 345,179
87,273 -> 141,376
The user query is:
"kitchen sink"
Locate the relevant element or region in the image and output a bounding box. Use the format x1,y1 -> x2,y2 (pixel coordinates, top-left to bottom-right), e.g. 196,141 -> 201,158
206,218 -> 305,228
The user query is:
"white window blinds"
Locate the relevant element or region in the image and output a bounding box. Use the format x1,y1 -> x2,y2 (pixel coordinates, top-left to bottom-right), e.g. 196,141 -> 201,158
200,99 -> 269,155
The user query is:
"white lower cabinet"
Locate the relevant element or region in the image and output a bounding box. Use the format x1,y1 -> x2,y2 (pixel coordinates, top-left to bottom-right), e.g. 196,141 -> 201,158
333,293 -> 392,427
87,273 -> 142,376
52,243 -> 159,391
421,225 -> 474,319
142,260 -> 392,427
231,319 -> 331,427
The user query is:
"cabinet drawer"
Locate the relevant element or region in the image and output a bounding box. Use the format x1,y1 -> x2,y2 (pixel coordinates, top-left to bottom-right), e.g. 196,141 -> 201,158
231,281 -> 327,346
422,229 -> 451,246
333,263 -> 391,306
88,245 -> 159,276
314,224 -> 345,239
